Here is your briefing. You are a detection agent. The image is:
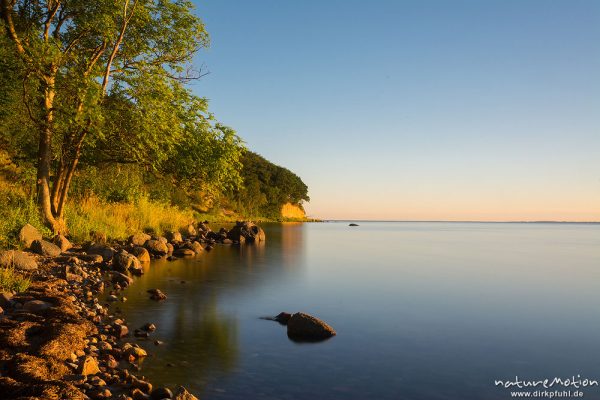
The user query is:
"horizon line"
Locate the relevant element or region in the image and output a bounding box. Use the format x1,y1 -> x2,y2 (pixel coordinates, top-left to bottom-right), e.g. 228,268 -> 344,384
315,219 -> 600,224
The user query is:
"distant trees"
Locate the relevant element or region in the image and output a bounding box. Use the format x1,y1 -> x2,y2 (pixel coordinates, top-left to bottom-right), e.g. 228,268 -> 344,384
233,151 -> 309,219
0,0 -> 244,231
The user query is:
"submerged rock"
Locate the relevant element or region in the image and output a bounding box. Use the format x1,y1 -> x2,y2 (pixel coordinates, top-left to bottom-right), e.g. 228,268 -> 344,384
287,312 -> 336,341
174,386 -> 198,400
147,289 -> 167,301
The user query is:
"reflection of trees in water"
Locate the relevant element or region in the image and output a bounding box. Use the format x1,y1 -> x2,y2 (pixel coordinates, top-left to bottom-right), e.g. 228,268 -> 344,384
120,223 -> 305,390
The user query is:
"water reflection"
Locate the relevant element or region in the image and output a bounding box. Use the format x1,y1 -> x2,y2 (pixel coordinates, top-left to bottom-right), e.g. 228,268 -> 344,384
112,223 -> 306,394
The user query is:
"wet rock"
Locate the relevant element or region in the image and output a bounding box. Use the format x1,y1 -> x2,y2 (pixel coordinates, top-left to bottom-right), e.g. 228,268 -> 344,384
173,386 -> 198,400
113,322 -> 129,338
166,243 -> 174,254
183,241 -> 204,254
111,271 -> 133,287
53,234 -> 73,252
88,387 -> 112,399
123,343 -> 148,358
147,289 -> 167,301
31,239 -> 62,257
150,387 -> 173,399
113,250 -> 142,274
79,356 -> 101,376
275,312 -> 292,325
154,340 -> 164,346
132,246 -> 151,263
349,223 -> 359,227
287,312 -> 336,341
227,221 -> 266,244
132,377 -> 153,393
142,323 -> 156,332
129,232 -> 151,247
145,240 -> 169,256
134,330 -> 150,338
132,388 -> 150,400
1,291 -> 15,307
23,299 -> 52,313
18,223 -> 42,248
0,250 -> 38,271
173,248 -> 194,257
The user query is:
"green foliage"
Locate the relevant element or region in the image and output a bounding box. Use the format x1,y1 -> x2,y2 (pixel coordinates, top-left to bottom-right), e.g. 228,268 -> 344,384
0,267 -> 31,293
232,151 -> 310,219
0,0 -> 311,233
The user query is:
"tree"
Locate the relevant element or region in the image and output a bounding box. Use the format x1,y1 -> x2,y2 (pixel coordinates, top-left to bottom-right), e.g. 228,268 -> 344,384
1,0 -> 208,232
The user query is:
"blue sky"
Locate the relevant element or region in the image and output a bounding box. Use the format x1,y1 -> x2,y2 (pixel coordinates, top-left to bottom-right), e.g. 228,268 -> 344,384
190,0 -> 599,221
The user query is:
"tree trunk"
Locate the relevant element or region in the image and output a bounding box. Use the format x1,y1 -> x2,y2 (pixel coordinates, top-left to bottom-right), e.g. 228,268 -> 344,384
37,68 -> 65,233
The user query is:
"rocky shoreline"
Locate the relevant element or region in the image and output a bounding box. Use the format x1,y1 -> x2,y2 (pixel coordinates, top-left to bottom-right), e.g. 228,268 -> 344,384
0,221 -> 266,400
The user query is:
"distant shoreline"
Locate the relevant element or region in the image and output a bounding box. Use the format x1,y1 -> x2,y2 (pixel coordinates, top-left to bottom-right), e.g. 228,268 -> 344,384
323,220 -> 600,224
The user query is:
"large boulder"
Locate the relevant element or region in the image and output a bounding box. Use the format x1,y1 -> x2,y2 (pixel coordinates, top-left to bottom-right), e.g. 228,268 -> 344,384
227,221 -> 266,244
18,224 -> 42,248
145,239 -> 168,256
287,312 -> 336,341
131,246 -> 151,263
0,250 -> 38,271
173,386 -> 198,400
165,231 -> 183,244
52,234 -> 72,252
183,241 -> 204,254
87,244 -> 115,262
112,250 -> 142,274
129,232 -> 151,247
31,239 -> 62,257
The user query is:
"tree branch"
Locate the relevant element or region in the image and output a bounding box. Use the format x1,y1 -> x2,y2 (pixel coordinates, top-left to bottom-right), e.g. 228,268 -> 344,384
1,0 -> 26,55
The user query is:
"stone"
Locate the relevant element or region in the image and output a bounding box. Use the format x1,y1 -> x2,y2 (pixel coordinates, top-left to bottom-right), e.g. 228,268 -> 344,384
132,377 -> 153,393
53,234 -> 72,252
88,244 -> 115,262
166,231 -> 183,243
132,388 -> 150,400
227,221 -> 266,244
23,300 -> 52,312
145,240 -> 169,256
112,250 -> 142,274
184,241 -> 203,254
185,224 -> 197,237
78,356 -> 101,376
18,223 -> 42,248
142,323 -> 156,332
147,289 -> 167,301
79,254 -> 104,263
275,312 -> 292,325
0,250 -> 38,271
31,239 -> 62,257
131,246 -> 151,263
129,232 -> 151,247
173,386 -> 198,400
150,387 -> 173,400
125,345 -> 147,358
113,322 -> 129,338
111,271 -> 133,287
287,312 -> 336,341
349,223 -> 359,227
173,248 -> 194,257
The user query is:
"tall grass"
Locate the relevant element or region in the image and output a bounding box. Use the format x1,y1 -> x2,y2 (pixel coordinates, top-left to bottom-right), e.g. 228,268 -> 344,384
64,195 -> 196,242
0,267 -> 31,293
0,180 -> 52,249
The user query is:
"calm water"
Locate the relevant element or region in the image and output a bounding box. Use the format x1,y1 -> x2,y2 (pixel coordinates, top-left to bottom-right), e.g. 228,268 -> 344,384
115,222 -> 600,399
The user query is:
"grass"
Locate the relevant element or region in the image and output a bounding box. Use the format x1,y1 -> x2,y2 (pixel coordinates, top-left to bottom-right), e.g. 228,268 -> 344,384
0,266 -> 31,293
64,195 -> 196,242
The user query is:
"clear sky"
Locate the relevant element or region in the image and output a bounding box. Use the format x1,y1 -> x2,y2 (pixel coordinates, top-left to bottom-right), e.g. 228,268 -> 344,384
190,0 -> 599,221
